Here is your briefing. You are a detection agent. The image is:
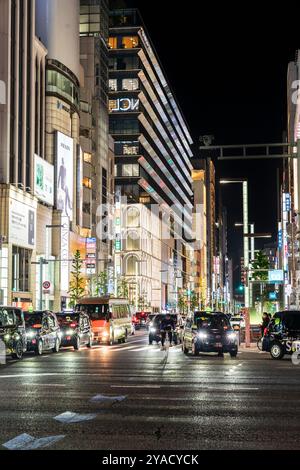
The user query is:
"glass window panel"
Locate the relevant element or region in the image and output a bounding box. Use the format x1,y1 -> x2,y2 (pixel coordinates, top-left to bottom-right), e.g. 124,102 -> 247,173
80,15 -> 89,23
122,78 -> 139,91
122,36 -> 139,49
108,37 -> 117,49
109,79 -> 117,91
80,24 -> 89,33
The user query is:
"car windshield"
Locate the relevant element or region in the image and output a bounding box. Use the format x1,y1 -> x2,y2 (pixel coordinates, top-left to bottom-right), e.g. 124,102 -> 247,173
283,313 -> 300,330
153,314 -> 178,325
24,313 -> 43,326
57,313 -> 80,325
0,309 -> 16,327
76,304 -> 109,320
196,315 -> 230,330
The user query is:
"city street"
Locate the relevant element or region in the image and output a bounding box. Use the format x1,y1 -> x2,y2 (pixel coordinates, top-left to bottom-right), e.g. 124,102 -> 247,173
1,331 -> 300,450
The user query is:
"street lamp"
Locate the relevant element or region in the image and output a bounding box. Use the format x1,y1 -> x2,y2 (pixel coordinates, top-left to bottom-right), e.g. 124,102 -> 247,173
220,178 -> 251,347
220,179 -> 249,308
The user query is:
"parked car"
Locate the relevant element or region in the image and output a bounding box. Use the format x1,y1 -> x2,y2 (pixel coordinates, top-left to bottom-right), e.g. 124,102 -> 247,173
0,307 -> 27,360
56,311 -> 93,350
262,310 -> 300,359
182,311 -> 238,357
24,311 -> 61,355
148,314 -> 181,345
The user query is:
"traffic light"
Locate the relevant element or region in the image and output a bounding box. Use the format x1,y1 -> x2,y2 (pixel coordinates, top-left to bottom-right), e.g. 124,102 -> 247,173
238,285 -> 244,293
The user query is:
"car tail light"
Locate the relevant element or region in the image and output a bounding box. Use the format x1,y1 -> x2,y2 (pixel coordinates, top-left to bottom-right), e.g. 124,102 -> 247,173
70,323 -> 77,328
33,324 -> 42,329
264,327 -> 269,336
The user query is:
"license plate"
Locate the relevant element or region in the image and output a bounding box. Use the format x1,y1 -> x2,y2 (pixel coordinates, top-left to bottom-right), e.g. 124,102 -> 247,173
292,341 -> 300,352
215,342 -> 222,348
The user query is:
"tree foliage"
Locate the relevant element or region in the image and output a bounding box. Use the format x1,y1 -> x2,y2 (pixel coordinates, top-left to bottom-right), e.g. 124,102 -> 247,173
252,251 -> 270,281
69,250 -> 85,307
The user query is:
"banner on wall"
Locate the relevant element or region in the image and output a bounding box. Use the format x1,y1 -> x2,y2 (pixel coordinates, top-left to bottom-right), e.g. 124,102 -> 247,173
56,132 -> 74,221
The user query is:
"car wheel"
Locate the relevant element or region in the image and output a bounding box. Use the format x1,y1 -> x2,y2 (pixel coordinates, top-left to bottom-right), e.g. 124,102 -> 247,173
12,341 -> 23,360
218,351 -> 224,357
52,338 -> 60,353
109,333 -> 114,346
230,349 -> 238,358
74,336 -> 80,351
35,340 -> 43,356
149,339 -> 153,345
270,342 -> 285,360
86,335 -> 93,348
183,341 -> 189,355
192,341 -> 199,356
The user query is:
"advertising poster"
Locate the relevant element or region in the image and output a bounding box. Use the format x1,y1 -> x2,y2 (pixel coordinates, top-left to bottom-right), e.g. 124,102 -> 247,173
56,132 -> 74,221
9,199 -> 36,250
34,154 -> 54,206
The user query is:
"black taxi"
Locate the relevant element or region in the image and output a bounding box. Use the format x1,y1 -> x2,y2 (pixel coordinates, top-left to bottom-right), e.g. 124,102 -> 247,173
182,311 -> 238,357
24,311 -> 61,355
57,311 -> 93,350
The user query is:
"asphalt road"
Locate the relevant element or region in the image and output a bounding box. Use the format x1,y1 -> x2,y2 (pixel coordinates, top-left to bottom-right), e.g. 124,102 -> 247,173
1,331 -> 300,450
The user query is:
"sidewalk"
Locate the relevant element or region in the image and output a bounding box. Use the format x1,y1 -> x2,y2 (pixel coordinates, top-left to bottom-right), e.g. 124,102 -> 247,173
239,343 -> 260,352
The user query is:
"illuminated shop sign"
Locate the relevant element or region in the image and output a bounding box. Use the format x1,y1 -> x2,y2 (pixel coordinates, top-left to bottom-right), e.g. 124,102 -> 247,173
109,98 -> 139,112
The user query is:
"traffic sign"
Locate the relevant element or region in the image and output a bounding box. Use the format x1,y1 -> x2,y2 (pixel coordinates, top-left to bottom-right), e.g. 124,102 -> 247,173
43,281 -> 51,290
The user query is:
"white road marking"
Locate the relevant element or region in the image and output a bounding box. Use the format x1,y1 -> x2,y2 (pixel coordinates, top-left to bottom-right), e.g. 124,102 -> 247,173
91,394 -> 127,403
111,385 -> 161,389
2,433 -> 65,450
23,383 -> 66,388
54,412 -> 97,424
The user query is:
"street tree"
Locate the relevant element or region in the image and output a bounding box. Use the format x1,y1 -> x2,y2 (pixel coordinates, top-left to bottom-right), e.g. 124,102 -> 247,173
117,276 -> 129,299
95,271 -> 108,297
69,250 -> 85,307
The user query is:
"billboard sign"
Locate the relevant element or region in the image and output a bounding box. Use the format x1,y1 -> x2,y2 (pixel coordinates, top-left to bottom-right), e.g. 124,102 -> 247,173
9,199 -> 36,249
56,132 -> 74,221
268,270 -> 284,283
34,155 -> 54,206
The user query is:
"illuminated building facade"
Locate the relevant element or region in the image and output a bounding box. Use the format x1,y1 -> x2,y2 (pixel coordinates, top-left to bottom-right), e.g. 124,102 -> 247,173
108,9 -> 194,311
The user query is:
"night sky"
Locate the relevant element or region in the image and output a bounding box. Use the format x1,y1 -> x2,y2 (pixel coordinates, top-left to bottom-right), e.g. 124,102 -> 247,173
111,1 -> 299,286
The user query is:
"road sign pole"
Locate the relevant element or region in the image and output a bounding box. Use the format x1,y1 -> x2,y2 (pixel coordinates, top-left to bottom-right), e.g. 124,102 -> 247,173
39,258 -> 44,311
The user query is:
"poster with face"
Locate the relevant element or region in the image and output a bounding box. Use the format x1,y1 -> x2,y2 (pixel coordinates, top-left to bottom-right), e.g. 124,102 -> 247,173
56,132 -> 74,221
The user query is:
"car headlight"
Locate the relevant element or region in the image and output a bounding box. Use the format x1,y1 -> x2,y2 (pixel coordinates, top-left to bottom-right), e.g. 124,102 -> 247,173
4,334 -> 10,342
198,332 -> 208,340
150,322 -> 153,327
150,327 -> 156,333
27,331 -> 36,339
66,329 -> 75,336
102,332 -> 109,337
227,333 -> 236,341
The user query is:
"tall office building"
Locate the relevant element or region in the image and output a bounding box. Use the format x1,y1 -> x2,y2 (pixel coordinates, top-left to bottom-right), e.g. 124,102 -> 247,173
283,51 -> 300,308
0,0 -> 47,308
108,9 -> 195,311
79,0 -> 115,289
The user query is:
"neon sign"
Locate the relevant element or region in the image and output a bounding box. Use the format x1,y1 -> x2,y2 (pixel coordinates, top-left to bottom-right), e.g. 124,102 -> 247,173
110,98 -> 139,112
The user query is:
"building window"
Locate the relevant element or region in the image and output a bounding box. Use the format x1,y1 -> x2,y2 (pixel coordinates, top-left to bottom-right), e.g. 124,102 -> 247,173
46,69 -> 79,108
83,203 -> 91,214
122,164 -> 139,177
127,256 -> 139,275
126,231 -> 140,251
122,36 -> 139,49
108,37 -> 117,49
83,152 -> 92,164
115,141 -> 139,156
83,177 -> 92,189
110,119 -> 139,135
12,247 -> 31,293
80,101 -> 91,113
109,79 -> 117,91
127,207 -> 140,227
122,78 -> 139,91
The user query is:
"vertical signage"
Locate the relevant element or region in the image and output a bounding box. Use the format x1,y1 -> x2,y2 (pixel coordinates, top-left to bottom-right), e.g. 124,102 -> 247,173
60,217 -> 70,293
